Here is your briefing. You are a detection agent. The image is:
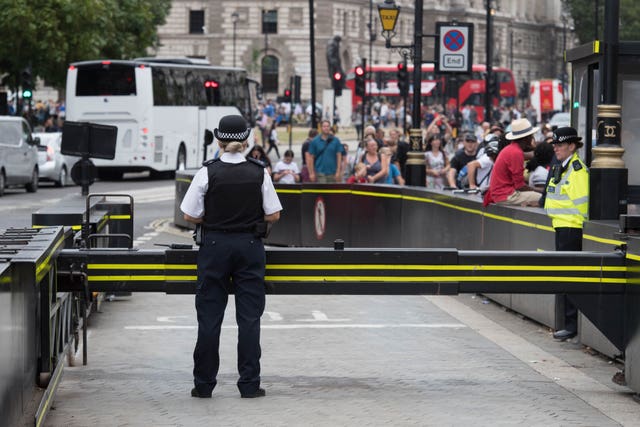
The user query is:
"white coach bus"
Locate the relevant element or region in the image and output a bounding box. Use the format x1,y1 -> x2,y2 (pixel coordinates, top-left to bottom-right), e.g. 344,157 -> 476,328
65,58 -> 260,179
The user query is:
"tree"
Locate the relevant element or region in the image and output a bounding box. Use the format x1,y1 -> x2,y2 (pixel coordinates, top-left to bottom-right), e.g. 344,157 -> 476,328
0,0 -> 171,90
564,0 -> 640,45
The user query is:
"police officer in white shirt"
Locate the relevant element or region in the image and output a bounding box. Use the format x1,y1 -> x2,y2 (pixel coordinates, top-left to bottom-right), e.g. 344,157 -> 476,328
180,115 -> 282,399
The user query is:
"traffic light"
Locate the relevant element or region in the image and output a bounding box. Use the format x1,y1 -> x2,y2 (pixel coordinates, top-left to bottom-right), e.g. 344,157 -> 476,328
293,75 -> 301,103
283,88 -> 292,102
519,81 -> 529,100
354,63 -> 365,98
397,61 -> 408,97
204,79 -> 219,104
332,71 -> 343,96
487,73 -> 498,98
21,66 -> 33,100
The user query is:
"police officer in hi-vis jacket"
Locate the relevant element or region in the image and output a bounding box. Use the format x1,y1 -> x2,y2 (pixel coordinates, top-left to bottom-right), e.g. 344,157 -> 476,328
544,126 -> 589,341
181,115 -> 282,398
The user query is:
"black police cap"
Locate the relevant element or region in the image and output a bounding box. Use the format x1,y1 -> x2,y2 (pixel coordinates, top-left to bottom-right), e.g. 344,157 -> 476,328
214,115 -> 251,142
552,126 -> 583,148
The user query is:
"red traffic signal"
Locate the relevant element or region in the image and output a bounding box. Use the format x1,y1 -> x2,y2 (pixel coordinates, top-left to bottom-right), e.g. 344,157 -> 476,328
355,65 -> 365,77
284,89 -> 291,97
333,71 -> 343,81
397,62 -> 405,71
204,80 -> 219,88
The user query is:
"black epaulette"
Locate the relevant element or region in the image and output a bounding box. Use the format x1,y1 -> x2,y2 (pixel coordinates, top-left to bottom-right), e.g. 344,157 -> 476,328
247,157 -> 266,168
572,160 -> 583,171
203,157 -> 221,167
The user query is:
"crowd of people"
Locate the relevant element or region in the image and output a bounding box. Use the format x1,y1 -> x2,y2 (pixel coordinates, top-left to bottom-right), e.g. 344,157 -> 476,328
248,98 -> 565,196
10,99 -> 67,133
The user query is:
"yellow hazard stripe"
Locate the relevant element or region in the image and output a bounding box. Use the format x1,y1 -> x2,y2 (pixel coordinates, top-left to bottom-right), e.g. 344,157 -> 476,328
264,275 -> 627,284
301,188 -> 351,194
106,214 -> 131,220
88,263 -> 196,270
35,232 -> 67,281
84,263 -> 625,273
88,275 -> 197,282
35,357 -> 64,427
352,190 -> 402,199
33,224 -> 82,231
265,264 -> 626,272
276,188 -> 303,194
176,177 -> 192,184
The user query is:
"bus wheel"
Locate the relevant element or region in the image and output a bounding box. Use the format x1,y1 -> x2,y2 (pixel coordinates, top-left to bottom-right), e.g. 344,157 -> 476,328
177,146 -> 187,171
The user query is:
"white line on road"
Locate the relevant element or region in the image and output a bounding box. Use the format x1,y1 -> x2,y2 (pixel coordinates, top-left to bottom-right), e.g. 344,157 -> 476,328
124,323 -> 467,330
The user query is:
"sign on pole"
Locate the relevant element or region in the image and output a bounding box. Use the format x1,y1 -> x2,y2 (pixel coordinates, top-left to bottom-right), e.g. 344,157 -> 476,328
436,22 -> 474,74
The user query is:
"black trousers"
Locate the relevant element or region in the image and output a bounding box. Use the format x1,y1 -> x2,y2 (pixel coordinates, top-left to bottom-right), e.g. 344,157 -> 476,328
555,227 -> 582,332
193,231 -> 266,396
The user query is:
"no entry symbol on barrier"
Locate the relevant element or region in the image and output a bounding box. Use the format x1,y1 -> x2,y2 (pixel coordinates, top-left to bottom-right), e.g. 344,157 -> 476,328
443,29 -> 465,52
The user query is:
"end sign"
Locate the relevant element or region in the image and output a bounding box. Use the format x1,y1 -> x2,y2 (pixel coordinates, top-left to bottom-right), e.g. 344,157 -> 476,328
436,22 -> 474,74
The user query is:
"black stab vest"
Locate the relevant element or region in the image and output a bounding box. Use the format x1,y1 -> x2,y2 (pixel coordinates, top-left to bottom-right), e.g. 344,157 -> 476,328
203,159 -> 264,232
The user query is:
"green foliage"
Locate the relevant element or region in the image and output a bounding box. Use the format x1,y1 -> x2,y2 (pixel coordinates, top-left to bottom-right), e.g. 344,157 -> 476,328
564,0 -> 640,45
0,0 -> 171,90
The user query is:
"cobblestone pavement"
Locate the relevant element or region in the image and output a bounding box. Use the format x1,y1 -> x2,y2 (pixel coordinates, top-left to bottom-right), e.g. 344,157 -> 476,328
44,288 -> 639,426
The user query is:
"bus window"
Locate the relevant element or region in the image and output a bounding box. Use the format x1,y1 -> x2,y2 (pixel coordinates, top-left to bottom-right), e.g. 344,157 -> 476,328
76,63 -> 136,96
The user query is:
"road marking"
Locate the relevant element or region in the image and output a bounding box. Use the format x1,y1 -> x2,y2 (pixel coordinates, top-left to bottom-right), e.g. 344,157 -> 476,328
124,323 -> 467,330
102,185 -> 175,204
296,310 -> 351,322
0,198 -> 61,212
264,311 -> 283,321
425,296 -> 638,427
157,316 -> 190,323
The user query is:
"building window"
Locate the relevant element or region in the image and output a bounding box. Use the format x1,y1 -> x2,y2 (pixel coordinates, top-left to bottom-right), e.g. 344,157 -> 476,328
189,10 -> 205,34
261,55 -> 279,93
262,9 -> 278,34
290,7 -> 303,27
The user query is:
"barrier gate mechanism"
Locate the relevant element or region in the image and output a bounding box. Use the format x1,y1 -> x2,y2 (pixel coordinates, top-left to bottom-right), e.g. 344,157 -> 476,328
55,245 -> 628,350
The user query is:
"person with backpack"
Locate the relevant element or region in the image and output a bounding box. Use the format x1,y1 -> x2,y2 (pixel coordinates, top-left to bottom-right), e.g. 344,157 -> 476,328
466,139 -> 500,194
305,120 -> 345,183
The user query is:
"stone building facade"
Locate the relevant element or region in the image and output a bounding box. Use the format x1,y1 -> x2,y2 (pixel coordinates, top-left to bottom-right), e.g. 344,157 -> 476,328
154,0 -> 574,102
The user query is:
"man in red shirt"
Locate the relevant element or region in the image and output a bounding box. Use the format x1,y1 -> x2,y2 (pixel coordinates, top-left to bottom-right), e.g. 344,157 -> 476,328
484,118 -> 541,207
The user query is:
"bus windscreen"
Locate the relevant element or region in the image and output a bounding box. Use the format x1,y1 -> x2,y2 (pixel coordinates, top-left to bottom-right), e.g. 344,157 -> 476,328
76,64 -> 137,96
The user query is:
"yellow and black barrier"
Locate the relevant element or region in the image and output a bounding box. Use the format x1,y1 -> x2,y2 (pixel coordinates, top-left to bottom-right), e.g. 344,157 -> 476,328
55,247 -> 627,296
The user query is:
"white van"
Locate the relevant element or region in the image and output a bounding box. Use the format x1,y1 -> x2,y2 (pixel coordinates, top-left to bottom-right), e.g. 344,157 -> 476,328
0,116 -> 40,196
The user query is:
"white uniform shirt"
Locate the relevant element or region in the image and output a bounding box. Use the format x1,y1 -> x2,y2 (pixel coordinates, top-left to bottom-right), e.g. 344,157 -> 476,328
180,152 -> 282,219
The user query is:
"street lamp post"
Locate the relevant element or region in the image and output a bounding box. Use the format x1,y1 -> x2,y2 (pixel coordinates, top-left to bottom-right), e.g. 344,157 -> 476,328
561,12 -> 568,112
231,11 -> 239,67
378,0 -> 427,187
484,1 -> 494,123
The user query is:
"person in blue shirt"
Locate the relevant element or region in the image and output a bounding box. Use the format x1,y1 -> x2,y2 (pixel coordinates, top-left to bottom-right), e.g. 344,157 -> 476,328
380,146 -> 405,185
305,120 -> 346,183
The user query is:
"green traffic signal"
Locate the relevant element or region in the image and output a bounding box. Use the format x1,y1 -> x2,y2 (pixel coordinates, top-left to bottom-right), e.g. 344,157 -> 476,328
22,89 -> 33,99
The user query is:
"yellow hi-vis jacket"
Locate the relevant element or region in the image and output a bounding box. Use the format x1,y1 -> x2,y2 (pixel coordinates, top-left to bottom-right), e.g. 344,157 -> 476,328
544,152 -> 589,229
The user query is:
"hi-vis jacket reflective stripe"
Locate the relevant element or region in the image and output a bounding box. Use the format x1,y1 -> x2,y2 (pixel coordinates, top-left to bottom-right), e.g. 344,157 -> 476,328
544,152 -> 589,229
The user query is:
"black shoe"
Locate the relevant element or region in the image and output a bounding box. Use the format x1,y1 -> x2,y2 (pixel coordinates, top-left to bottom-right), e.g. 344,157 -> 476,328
553,329 -> 577,340
191,387 -> 212,398
241,388 -> 266,398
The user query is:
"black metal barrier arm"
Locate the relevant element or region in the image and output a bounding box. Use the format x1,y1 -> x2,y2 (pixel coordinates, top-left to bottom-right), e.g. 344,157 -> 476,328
55,247 -> 628,296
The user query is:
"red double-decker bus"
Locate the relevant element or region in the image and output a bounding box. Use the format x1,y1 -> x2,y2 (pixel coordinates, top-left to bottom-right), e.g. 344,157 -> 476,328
345,63 -> 516,122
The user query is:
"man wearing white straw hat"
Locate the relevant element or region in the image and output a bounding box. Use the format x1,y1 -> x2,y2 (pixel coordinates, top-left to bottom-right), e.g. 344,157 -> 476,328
483,118 -> 542,207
